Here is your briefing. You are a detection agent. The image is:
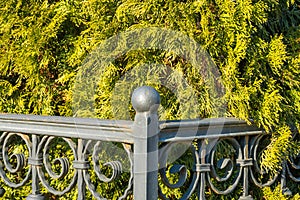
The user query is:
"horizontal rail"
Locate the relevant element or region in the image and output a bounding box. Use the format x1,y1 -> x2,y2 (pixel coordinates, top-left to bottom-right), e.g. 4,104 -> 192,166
0,114 -> 263,143
0,114 -> 134,143
159,117 -> 263,142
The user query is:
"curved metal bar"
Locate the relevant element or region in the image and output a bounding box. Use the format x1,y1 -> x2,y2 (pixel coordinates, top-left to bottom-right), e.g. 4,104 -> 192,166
158,142 -> 200,200
37,136 -> 78,196
83,169 -> 107,200
249,168 -> 279,188
159,164 -> 188,189
179,148 -> 200,200
249,135 -> 279,187
206,138 -> 243,195
83,140 -> 93,156
83,141 -> 132,199
0,132 -> 32,188
159,142 -> 188,189
286,158 -> 300,182
43,137 -> 76,179
288,157 -> 300,170
249,135 -> 263,174
118,143 -> 133,200
92,141 -> 123,183
37,167 -> 78,196
81,140 -> 106,200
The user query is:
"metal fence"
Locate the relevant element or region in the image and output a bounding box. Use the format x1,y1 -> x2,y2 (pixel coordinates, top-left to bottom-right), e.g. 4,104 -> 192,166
0,86 -> 298,199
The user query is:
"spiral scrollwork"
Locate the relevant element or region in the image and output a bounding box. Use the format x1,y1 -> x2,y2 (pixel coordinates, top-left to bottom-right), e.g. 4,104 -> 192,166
158,142 -> 200,200
83,141 -> 133,200
36,136 -> 78,196
92,141 -> 123,183
0,132 -> 32,188
6,153 -> 26,174
206,138 -> 243,195
160,164 -> 188,189
249,135 -> 278,187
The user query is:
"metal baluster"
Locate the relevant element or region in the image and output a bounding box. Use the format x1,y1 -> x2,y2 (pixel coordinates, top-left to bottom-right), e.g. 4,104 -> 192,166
238,135 -> 253,200
198,140 -> 210,200
74,139 -> 89,200
27,135 -> 44,200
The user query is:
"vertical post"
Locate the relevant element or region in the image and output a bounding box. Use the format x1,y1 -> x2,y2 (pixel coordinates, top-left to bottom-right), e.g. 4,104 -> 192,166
131,86 -> 160,200
27,135 -> 44,200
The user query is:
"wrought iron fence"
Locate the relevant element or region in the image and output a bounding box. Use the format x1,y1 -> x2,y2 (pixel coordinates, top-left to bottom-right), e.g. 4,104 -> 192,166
0,86 -> 299,199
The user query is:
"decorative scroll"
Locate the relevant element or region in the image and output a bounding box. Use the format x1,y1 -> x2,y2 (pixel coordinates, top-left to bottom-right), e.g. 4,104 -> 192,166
158,138 -> 243,199
0,132 -> 32,188
0,130 -> 299,199
206,138 -> 243,195
83,141 -> 133,200
158,135 -> 300,200
158,142 -> 200,200
249,135 -> 279,188
0,132 -> 133,199
36,136 -> 77,196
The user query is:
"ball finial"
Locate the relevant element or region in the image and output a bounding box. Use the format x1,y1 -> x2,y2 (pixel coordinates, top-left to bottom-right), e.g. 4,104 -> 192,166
131,86 -> 160,113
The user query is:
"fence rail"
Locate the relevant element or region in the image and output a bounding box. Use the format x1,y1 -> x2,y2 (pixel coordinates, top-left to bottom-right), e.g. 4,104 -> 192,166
0,86 -> 299,199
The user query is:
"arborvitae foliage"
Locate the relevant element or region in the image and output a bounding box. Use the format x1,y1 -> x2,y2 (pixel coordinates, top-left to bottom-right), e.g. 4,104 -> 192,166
0,0 -> 300,199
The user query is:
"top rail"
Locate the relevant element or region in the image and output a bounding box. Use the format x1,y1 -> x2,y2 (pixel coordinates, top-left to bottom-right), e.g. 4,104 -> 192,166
0,114 -> 134,143
0,114 -> 263,143
159,117 -> 264,142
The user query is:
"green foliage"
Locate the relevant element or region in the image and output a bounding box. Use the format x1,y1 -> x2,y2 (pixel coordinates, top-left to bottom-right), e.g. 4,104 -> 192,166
0,0 -> 300,199
263,185 -> 300,200
263,185 -> 289,200
261,126 -> 300,174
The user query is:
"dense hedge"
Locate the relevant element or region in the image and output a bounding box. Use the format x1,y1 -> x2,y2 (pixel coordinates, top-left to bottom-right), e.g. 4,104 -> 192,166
0,0 -> 300,199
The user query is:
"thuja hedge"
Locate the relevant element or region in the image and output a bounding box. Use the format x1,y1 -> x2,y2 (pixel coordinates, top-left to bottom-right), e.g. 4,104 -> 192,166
0,0 -> 300,199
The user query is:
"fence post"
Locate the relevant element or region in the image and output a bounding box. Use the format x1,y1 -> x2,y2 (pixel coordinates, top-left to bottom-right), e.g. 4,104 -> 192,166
131,86 -> 160,200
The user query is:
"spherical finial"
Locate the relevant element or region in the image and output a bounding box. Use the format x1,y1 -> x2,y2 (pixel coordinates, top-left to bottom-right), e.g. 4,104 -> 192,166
131,86 -> 160,113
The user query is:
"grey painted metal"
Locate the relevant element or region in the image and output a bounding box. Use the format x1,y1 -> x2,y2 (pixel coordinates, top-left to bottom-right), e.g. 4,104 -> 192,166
239,135 -> 253,200
159,118 -> 264,142
26,135 -> 45,200
132,86 -> 160,200
76,138 -> 87,200
0,114 -> 133,143
0,86 -> 298,199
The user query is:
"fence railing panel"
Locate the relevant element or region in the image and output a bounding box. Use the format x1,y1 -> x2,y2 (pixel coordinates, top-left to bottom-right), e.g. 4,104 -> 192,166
0,86 -> 298,199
